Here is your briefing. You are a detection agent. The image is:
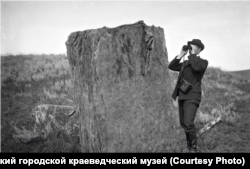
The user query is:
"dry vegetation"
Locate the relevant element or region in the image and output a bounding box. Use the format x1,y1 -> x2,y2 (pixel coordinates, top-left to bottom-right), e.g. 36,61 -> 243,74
1,54 -> 79,152
1,54 -> 250,152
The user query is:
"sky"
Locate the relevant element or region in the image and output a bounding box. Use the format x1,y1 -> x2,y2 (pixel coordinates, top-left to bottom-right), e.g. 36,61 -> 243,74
1,0 -> 250,71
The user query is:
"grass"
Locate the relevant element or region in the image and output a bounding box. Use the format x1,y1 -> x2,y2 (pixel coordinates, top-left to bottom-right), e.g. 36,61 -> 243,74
231,69 -> 250,80
1,54 -> 78,152
169,66 -> 250,152
1,54 -> 250,152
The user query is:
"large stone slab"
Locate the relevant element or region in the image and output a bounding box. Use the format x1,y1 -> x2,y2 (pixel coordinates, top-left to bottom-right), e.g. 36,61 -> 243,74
66,21 -> 173,152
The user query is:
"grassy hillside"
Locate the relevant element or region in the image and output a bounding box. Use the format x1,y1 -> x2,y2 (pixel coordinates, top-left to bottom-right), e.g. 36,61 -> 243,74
231,69 -> 250,80
169,66 -> 250,152
1,54 -> 80,152
1,54 -> 250,152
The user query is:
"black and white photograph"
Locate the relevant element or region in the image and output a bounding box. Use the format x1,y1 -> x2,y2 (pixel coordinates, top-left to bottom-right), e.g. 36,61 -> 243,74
1,0 -> 250,155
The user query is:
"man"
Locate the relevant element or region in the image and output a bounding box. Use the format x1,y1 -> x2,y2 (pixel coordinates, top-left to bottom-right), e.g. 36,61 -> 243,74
168,39 -> 208,152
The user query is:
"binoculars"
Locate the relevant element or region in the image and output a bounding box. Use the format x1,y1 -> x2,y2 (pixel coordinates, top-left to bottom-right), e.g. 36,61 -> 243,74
182,45 -> 192,51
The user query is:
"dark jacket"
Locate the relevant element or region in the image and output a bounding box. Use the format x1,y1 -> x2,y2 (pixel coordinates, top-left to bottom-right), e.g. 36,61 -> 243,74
168,54 -> 208,101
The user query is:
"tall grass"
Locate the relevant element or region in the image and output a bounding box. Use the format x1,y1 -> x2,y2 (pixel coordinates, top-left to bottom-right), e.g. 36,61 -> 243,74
1,54 -> 77,152
169,66 -> 250,152
1,54 -> 250,152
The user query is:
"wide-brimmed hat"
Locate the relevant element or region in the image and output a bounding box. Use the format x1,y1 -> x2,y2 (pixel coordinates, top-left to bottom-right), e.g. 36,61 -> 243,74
188,39 -> 205,51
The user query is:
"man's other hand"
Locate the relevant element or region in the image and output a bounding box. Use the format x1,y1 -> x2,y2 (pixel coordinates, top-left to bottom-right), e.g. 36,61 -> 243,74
177,48 -> 188,59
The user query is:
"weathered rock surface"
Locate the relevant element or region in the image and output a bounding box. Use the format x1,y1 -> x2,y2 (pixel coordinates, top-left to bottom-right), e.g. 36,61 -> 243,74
13,104 -> 78,143
66,21 -> 174,152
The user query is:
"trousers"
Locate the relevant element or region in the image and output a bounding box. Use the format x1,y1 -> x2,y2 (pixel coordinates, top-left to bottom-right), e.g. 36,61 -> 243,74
178,99 -> 200,133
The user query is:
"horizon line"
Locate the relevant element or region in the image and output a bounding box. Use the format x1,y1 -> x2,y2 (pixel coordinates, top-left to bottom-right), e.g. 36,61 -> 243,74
1,52 -> 248,72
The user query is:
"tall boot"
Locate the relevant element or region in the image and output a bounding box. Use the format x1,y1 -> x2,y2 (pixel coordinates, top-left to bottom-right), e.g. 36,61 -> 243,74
189,132 -> 199,153
182,132 -> 191,152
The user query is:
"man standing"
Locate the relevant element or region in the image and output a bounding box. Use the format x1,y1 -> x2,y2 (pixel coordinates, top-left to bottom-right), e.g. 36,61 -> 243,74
168,39 -> 208,152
